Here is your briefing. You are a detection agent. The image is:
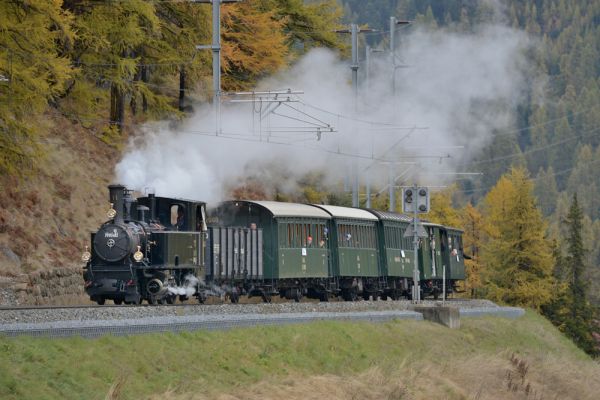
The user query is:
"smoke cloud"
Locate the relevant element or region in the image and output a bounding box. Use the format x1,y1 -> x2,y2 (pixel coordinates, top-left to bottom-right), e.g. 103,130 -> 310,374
115,22 -> 533,202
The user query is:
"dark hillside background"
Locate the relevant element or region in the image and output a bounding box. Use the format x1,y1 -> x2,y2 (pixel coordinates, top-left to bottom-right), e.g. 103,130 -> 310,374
341,0 -> 600,305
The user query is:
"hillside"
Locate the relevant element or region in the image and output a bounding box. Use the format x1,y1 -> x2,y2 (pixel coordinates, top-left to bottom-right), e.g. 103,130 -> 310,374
0,114 -> 120,304
1,312 -> 598,399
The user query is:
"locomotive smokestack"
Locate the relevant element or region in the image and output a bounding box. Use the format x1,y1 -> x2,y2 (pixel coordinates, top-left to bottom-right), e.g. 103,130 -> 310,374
108,184 -> 126,224
148,192 -> 157,222
124,191 -> 134,221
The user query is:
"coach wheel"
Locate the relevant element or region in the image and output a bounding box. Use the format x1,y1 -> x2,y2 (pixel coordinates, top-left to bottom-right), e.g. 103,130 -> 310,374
230,291 -> 240,304
293,290 -> 302,303
114,299 -> 123,305
261,293 -> 272,303
96,297 -> 105,305
380,294 -> 388,301
319,292 -> 329,302
342,289 -> 358,302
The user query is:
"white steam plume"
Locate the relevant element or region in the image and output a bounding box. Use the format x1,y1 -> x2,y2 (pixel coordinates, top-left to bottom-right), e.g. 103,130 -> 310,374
167,274 -> 199,297
116,23 -> 533,201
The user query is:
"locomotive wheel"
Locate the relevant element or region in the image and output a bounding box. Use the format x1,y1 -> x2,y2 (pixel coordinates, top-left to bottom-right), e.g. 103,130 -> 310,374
319,292 -> 329,302
179,295 -> 189,302
166,295 -> 175,305
380,294 -> 388,301
113,299 -> 123,305
149,297 -> 158,305
96,298 -> 105,305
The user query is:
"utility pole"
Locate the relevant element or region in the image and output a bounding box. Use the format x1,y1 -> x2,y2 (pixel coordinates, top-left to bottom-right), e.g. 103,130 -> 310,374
365,45 -> 384,95
389,17 -> 410,95
195,0 -> 242,134
335,24 -> 375,207
388,164 -> 395,211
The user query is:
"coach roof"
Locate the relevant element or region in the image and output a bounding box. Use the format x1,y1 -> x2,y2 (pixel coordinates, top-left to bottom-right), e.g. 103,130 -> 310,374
367,209 -> 413,223
312,204 -> 379,221
239,201 -> 331,219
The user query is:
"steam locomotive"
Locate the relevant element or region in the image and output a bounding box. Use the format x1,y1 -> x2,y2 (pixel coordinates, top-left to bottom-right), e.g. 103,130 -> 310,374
82,185 -> 465,305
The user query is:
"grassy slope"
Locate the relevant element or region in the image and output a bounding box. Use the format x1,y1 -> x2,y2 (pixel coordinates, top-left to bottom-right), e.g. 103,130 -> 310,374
0,311 -> 598,400
0,115 -> 118,275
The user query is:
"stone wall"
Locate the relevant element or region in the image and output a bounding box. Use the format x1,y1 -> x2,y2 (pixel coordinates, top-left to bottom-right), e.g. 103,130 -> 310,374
9,267 -> 89,305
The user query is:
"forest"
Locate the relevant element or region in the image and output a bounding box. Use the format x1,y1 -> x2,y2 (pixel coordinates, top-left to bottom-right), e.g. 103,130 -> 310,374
338,0 -> 600,356
1,1 -> 599,355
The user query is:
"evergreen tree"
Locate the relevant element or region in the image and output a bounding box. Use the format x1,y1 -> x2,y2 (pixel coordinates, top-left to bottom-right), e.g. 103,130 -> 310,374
544,194 -> 599,355
566,145 -> 600,220
534,166 -> 558,217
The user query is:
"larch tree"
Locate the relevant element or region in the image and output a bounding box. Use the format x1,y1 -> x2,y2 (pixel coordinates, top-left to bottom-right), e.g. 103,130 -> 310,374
63,0 -> 175,136
426,185 -> 461,228
220,2 -> 289,91
0,0 -> 74,175
461,202 -> 487,298
482,166 -> 555,310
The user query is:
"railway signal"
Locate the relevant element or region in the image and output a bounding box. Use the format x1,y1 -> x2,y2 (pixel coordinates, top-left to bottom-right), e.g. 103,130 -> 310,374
402,186 -> 429,214
402,185 -> 430,303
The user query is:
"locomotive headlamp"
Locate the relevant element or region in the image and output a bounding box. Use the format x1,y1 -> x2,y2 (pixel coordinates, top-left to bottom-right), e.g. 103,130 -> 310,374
133,246 -> 144,262
81,246 -> 91,262
107,203 -> 117,219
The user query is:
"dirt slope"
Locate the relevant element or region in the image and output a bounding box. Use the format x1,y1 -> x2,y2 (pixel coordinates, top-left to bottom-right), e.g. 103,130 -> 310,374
0,115 -> 120,303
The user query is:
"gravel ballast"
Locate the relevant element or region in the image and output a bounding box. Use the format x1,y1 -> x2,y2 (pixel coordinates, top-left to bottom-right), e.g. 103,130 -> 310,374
0,298 -> 499,325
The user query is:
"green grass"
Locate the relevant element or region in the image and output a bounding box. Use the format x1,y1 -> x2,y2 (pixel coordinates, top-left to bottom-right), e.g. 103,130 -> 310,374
0,311 -> 597,399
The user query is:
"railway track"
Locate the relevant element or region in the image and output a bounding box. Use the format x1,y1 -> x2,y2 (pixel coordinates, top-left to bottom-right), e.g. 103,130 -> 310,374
0,299 -> 524,336
0,297 -> 473,312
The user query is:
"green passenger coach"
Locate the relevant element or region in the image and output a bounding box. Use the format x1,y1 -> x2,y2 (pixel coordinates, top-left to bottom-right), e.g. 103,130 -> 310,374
311,205 -> 380,301
367,209 -> 414,299
418,222 -> 465,299
212,200 -> 332,301
445,227 -> 466,281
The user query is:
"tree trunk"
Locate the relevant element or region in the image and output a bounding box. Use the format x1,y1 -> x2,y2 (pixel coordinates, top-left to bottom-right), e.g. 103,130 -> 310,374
110,83 -> 125,132
141,65 -> 148,113
179,65 -> 185,112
